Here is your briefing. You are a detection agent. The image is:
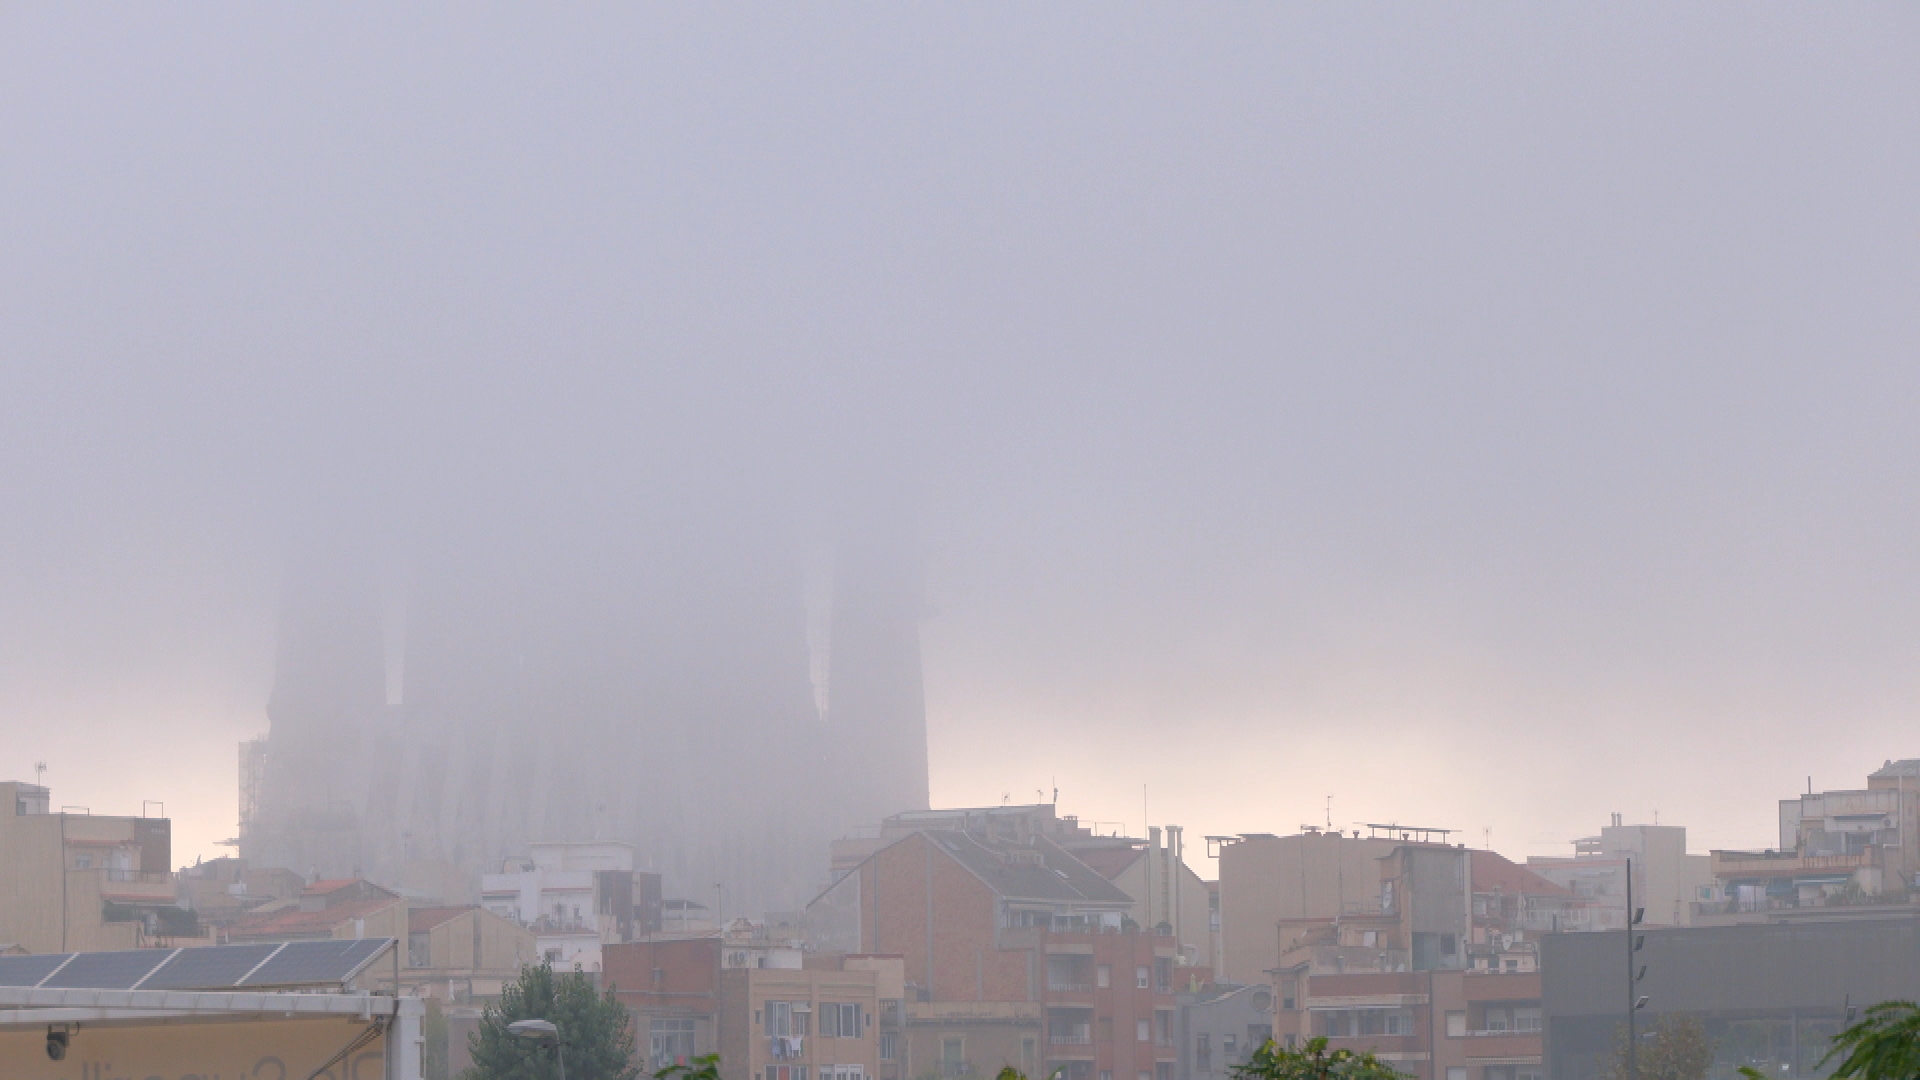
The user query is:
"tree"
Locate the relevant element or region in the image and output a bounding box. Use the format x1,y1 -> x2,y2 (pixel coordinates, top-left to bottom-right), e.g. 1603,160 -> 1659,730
1603,1015 -> 1712,1080
1231,1037 -> 1405,1080
462,963 -> 639,1080
1814,1001 -> 1920,1080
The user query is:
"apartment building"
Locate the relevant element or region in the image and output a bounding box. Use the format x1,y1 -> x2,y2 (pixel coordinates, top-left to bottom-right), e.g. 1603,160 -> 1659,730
0,780 -> 187,952
1214,830 -> 1406,986
831,806 -> 1215,978
1259,844 -> 1558,1080
481,840 -> 664,971
1699,761 -> 1920,921
717,959 -> 884,1080
809,828 -> 1179,1080
606,935 -> 725,1071
1526,816 -> 1711,929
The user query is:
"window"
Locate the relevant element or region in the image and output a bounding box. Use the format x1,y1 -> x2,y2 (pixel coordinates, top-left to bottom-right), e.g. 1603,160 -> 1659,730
1448,1070 -> 1467,1080
1514,1007 -> 1542,1033
1446,1012 -> 1466,1038
1155,958 -> 1173,991
1280,979 -> 1296,1011
1362,931 -> 1377,947
1484,1007 -> 1510,1033
767,1001 -> 794,1036
74,854 -> 94,870
1097,965 -> 1111,989
1100,1072 -> 1113,1080
652,1018 -> 697,1069
1196,1034 -> 1213,1071
1223,1035 -> 1238,1060
1136,967 -> 1150,989
879,1034 -> 897,1062
942,1038 -> 964,1063
408,932 -> 432,969
821,1003 -> 861,1038
1137,1019 -> 1151,1042
1157,1065 -> 1173,1080
544,948 -> 562,962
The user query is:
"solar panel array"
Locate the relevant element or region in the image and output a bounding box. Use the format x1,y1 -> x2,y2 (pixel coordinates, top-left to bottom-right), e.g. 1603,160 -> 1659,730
0,938 -> 395,991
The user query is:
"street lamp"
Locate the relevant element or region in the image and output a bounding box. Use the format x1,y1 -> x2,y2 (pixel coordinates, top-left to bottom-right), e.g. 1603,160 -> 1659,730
509,1019 -> 567,1080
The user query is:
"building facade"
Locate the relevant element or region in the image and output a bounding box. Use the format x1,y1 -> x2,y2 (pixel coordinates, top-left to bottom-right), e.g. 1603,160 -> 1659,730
809,828 -> 1179,1080
1541,912 -> 1920,1080
481,841 -> 664,971
0,781 -> 185,952
1526,817 -> 1711,930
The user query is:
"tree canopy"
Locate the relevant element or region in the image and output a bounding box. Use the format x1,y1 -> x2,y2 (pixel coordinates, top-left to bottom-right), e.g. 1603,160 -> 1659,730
1231,1037 -> 1405,1080
463,963 -> 639,1080
1605,1015 -> 1712,1080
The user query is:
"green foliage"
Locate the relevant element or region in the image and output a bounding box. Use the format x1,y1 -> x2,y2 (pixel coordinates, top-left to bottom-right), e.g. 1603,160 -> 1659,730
423,996 -> 450,1080
656,1054 -> 724,1080
992,1067 -> 1066,1080
1603,1015 -> 1712,1080
1230,1037 -> 1406,1080
462,963 -> 639,1080
1817,1001 -> 1920,1080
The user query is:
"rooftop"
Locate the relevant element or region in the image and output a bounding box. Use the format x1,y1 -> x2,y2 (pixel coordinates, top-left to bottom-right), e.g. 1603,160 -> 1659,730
922,831 -> 1134,907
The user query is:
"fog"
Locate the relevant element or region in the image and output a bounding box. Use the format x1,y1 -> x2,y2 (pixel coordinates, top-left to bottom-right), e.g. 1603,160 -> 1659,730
4,6 -> 1919,893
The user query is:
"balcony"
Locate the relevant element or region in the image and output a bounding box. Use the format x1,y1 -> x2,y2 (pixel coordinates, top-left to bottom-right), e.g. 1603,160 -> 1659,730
1710,849 -> 1876,879
1047,981 -> 1093,993
937,1063 -> 973,1079
99,870 -> 175,903
1049,1032 -> 1093,1046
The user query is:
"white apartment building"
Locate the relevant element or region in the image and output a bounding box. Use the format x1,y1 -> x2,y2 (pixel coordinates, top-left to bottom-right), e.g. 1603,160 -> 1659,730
481,840 -> 657,972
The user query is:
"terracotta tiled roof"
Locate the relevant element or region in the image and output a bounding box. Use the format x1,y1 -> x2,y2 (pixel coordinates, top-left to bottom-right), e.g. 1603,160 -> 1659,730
1471,849 -> 1572,896
228,892 -> 402,940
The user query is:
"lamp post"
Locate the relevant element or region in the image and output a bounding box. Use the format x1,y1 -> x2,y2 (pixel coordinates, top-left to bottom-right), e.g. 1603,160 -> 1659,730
1625,858 -> 1648,1080
509,1018 -> 567,1080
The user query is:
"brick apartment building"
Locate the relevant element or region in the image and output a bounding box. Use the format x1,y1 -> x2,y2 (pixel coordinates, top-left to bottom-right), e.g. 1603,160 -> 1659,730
809,828 -> 1179,1080
604,934 -> 895,1080
1264,843 -> 1558,1080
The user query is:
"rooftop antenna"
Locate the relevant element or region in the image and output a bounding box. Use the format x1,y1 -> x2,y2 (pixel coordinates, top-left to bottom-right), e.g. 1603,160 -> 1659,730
1326,796 -> 1332,830
1052,777 -> 1058,805
35,761 -> 47,787
1484,827 -> 1492,849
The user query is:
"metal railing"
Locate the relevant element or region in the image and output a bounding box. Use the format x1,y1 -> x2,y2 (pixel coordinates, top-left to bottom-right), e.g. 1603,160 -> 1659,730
103,869 -> 171,884
1049,1033 -> 1093,1045
937,1062 -> 973,1078
1048,981 -> 1093,992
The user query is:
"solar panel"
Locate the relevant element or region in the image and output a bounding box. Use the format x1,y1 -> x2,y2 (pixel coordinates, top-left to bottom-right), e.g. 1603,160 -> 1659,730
138,943 -> 283,990
40,949 -> 172,990
240,938 -> 391,988
0,953 -> 70,988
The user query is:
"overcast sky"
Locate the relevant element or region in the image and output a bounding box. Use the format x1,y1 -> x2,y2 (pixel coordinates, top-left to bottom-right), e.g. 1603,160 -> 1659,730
5,5 -> 1919,872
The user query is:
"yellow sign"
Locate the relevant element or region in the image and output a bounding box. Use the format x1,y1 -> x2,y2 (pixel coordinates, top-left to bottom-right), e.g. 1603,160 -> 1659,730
0,1016 -> 391,1080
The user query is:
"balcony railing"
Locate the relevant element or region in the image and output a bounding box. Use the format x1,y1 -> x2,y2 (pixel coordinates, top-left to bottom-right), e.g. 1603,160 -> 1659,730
104,869 -> 170,884
1048,981 -> 1093,992
1049,1033 -> 1093,1045
937,1062 -> 973,1078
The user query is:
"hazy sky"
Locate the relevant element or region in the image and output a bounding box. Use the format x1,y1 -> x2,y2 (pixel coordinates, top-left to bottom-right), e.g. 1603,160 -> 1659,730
5,6 -> 1919,874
